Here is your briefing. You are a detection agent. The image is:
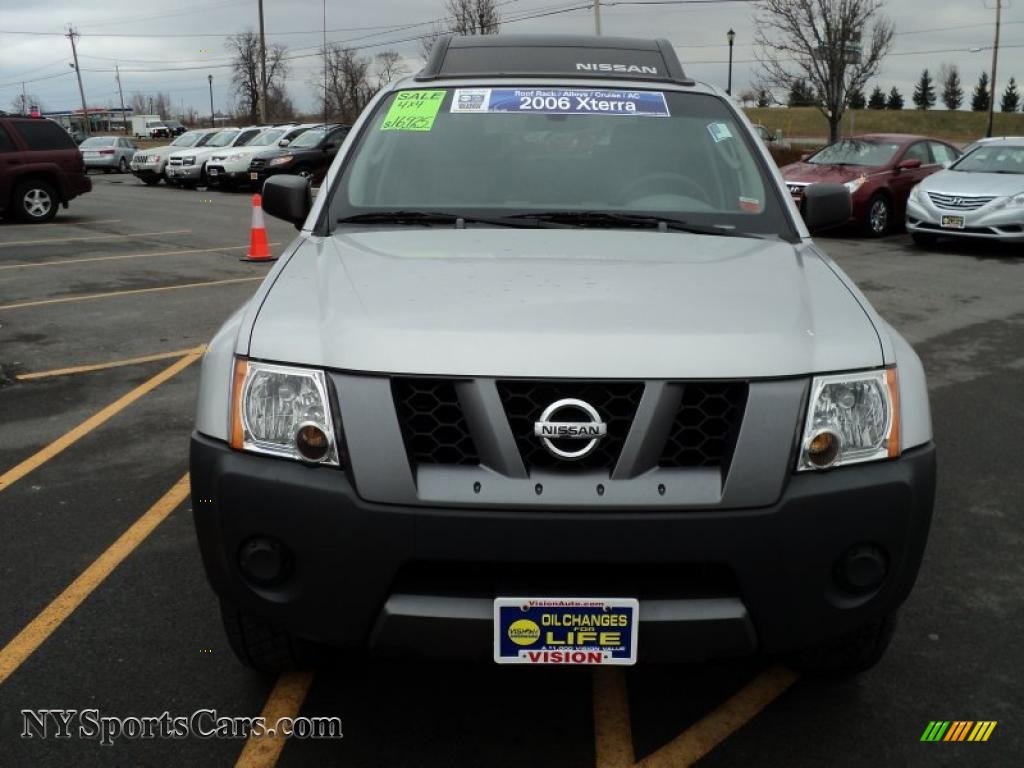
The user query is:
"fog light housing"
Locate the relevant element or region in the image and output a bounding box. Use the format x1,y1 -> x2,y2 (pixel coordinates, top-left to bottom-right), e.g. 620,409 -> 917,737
295,422 -> 329,462
806,429 -> 841,468
239,536 -> 292,586
835,544 -> 887,594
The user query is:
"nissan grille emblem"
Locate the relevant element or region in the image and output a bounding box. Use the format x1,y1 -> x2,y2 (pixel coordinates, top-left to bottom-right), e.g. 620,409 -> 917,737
534,398 -> 608,460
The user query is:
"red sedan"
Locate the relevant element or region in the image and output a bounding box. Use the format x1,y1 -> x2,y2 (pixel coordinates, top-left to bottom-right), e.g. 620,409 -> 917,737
782,134 -> 961,237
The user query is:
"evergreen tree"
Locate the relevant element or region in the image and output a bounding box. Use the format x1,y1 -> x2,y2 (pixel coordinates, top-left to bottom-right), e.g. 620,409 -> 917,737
787,78 -> 817,107
886,86 -> 904,110
912,69 -> 936,110
1001,77 -> 1020,113
971,71 -> 990,112
847,87 -> 866,110
941,64 -> 963,110
867,85 -> 887,110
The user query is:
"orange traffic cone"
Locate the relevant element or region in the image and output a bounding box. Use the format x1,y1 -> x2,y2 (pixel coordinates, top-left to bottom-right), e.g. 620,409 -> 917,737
241,194 -> 274,262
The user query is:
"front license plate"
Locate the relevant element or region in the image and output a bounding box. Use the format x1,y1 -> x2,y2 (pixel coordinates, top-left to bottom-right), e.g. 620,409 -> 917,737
941,215 -> 966,229
250,172 -> 259,180
494,597 -> 638,665
208,167 -> 219,175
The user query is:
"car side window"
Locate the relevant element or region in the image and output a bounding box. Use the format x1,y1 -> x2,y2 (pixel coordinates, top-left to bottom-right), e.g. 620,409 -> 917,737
0,125 -> 16,152
929,142 -> 959,165
12,120 -> 76,150
903,142 -> 931,165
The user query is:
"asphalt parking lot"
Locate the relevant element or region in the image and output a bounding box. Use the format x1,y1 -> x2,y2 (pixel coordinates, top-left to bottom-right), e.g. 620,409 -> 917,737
0,173 -> 1021,767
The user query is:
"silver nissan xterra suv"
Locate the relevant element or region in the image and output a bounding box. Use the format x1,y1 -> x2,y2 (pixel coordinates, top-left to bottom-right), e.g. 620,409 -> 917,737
190,35 -> 936,674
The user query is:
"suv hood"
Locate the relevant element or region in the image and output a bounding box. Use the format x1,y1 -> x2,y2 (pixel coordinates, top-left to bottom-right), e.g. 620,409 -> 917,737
168,145 -> 229,161
248,229 -> 883,379
919,169 -> 1024,197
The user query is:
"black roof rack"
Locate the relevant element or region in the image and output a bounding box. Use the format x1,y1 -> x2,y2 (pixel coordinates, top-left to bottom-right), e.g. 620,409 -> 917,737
416,34 -> 695,87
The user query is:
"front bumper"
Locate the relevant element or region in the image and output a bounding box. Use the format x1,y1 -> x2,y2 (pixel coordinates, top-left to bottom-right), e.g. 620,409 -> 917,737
206,165 -> 256,185
165,163 -> 203,181
83,156 -> 119,169
907,197 -> 1024,240
191,433 -> 936,662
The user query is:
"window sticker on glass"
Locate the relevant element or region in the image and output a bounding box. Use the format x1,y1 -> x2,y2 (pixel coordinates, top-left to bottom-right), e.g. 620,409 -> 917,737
451,88 -> 670,117
739,196 -> 763,214
708,122 -> 734,142
381,90 -> 446,131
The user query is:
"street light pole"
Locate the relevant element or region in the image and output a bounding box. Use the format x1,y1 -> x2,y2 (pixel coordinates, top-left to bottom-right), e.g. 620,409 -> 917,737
258,0 -> 268,124
727,29 -> 736,96
986,0 -> 1002,138
208,75 -> 214,128
594,0 -> 602,35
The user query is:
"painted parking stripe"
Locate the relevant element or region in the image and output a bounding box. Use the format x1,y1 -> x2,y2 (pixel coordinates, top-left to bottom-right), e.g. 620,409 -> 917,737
0,218 -> 123,230
0,350 -> 202,493
0,229 -> 190,247
0,474 -> 190,684
235,672 -> 316,768
0,276 -> 263,312
0,243 -> 280,271
16,346 -> 204,381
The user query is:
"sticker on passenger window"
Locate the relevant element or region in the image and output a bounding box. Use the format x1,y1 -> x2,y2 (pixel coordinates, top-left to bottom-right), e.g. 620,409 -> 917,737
739,196 -> 762,213
707,122 -> 734,142
381,90 -> 446,131
451,88 -> 670,117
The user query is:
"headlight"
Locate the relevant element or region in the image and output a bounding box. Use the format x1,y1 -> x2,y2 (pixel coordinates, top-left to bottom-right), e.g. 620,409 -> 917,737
909,185 -> 924,204
798,369 -> 900,471
268,155 -> 294,167
1007,193 -> 1024,208
183,156 -> 196,166
843,176 -> 868,194
224,153 -> 246,162
230,359 -> 340,466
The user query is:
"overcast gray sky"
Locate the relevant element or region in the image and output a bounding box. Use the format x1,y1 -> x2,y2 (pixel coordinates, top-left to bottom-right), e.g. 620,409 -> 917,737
1,0 -> 1022,115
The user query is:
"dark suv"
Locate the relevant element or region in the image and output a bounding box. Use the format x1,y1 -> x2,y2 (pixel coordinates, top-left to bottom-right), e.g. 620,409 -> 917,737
0,117 -> 91,223
248,124 -> 350,185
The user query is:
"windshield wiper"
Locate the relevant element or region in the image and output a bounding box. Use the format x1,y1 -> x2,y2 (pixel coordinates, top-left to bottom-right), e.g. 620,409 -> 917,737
337,211 -> 544,228
506,211 -> 775,239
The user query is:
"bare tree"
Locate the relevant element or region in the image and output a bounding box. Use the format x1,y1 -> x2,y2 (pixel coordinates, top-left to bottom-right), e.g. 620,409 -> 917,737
10,94 -> 45,114
375,51 -> 408,90
754,0 -> 894,143
313,44 -> 376,123
129,91 -> 173,117
446,0 -> 501,35
227,31 -> 290,124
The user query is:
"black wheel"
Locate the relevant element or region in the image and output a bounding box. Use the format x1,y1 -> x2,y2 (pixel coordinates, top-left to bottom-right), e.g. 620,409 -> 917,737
862,194 -> 891,237
118,157 -> 129,173
12,178 -> 59,223
791,611 -> 898,676
911,232 -> 938,248
102,168 -> 112,174
220,601 -> 318,673
141,176 -> 161,186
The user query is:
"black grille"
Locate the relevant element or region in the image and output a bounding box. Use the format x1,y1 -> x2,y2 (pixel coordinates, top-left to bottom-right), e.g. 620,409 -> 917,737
392,379 -> 479,466
659,383 -> 748,469
497,380 -> 644,471
249,158 -> 266,170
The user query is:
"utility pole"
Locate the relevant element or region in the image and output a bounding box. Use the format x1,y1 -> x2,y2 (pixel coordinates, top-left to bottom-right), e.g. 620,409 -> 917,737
323,0 -> 328,126
593,0 -> 602,35
986,0 -> 1002,138
258,0 -> 268,124
21,82 -> 27,115
115,63 -> 128,134
66,25 -> 90,136
208,74 -> 215,128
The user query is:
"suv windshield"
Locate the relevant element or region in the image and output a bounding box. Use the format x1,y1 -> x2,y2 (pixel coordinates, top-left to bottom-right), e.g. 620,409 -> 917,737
808,140 -> 900,167
80,137 -> 115,147
207,130 -> 239,148
172,131 -> 204,147
952,145 -> 1024,173
331,88 -> 790,237
291,128 -> 328,148
249,128 -> 287,147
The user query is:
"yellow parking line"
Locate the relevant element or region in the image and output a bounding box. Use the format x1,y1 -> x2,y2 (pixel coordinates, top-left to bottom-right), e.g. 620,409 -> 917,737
235,672 -> 316,768
0,474 -> 190,685
0,229 -> 190,247
0,351 -> 202,493
0,276 -> 263,312
636,666 -> 799,767
594,669 -> 636,768
0,243 -> 280,271
16,346 -> 204,381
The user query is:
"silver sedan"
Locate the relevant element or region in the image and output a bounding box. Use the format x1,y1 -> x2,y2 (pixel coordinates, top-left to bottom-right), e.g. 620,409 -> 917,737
907,139 -> 1024,245
80,136 -> 137,173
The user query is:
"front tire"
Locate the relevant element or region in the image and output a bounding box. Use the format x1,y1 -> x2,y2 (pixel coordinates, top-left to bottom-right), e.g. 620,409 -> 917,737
141,176 -> 161,186
13,179 -> 59,223
791,611 -> 898,676
118,158 -> 129,173
862,194 -> 891,237
220,601 -> 318,673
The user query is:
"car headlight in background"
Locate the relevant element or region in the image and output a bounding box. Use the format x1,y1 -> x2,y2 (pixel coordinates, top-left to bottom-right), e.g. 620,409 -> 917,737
843,176 -> 869,195
224,153 -> 247,162
183,156 -> 196,166
230,359 -> 340,466
1006,193 -> 1024,208
798,369 -> 900,471
908,185 -> 924,204
268,156 -> 294,167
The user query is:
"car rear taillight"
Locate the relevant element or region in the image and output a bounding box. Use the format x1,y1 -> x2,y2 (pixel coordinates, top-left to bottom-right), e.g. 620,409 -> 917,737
99,149 -> 115,155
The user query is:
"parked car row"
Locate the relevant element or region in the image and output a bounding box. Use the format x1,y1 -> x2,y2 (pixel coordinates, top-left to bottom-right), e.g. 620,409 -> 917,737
130,123 -> 350,191
782,132 -> 1024,244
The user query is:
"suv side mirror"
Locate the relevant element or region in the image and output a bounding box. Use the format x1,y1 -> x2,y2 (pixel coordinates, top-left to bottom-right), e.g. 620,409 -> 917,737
801,183 -> 851,233
278,139 -> 290,147
897,158 -> 922,171
262,175 -> 312,229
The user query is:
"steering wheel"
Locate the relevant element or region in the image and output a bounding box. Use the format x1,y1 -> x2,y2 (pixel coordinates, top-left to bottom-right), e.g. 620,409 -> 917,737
621,172 -> 710,204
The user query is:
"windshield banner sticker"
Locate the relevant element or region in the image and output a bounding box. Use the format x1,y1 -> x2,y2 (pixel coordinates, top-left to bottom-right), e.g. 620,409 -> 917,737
381,90 -> 446,131
707,122 -> 734,142
451,88 -> 669,117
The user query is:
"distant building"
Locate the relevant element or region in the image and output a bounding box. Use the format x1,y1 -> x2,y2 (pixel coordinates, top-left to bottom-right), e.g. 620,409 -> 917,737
42,106 -> 134,133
